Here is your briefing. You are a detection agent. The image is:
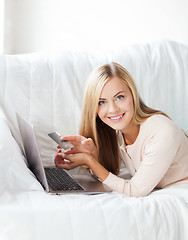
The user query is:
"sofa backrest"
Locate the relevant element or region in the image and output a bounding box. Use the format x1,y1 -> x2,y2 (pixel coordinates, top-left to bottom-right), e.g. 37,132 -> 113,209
0,39 -> 187,165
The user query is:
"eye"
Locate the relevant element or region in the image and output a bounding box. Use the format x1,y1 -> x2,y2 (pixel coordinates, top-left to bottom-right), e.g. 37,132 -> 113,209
116,95 -> 124,101
98,100 -> 106,105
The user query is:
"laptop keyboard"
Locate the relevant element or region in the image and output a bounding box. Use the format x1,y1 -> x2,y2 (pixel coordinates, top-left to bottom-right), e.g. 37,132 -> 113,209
45,167 -> 84,191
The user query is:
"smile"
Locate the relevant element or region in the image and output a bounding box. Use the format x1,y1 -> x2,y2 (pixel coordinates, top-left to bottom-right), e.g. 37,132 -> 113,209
108,113 -> 125,121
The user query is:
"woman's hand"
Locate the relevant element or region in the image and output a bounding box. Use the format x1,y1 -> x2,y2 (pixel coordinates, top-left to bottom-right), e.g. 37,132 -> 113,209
60,135 -> 98,160
54,150 -> 109,182
54,149 -> 93,170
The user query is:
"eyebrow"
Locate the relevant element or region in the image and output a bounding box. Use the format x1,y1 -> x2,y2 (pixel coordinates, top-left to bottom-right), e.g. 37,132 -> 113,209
99,91 -> 125,100
114,91 -> 124,98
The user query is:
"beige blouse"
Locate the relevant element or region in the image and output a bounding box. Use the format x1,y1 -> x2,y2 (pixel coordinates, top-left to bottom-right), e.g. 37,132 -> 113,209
103,114 -> 188,197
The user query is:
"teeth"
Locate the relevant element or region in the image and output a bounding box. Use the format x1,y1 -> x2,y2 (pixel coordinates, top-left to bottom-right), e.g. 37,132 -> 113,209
110,114 -> 123,120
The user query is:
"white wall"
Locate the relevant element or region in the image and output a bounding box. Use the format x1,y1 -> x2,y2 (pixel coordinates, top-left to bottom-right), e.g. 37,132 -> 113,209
3,0 -> 188,54
0,0 -> 5,53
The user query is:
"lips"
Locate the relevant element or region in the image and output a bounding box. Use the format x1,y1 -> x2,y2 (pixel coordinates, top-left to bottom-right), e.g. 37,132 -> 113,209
108,113 -> 125,122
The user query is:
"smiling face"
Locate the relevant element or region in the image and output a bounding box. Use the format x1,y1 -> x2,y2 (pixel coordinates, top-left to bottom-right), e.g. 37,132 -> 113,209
97,77 -> 135,134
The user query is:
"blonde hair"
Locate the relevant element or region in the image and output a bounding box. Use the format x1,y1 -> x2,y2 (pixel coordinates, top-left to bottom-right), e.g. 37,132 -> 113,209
79,62 -> 169,174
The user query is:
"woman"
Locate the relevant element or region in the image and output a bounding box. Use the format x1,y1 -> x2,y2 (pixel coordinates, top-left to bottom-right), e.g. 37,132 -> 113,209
55,62 -> 188,197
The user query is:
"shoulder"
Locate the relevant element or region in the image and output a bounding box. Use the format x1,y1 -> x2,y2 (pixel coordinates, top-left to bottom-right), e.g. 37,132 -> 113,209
141,114 -> 181,143
142,114 -> 177,132
143,114 -> 170,125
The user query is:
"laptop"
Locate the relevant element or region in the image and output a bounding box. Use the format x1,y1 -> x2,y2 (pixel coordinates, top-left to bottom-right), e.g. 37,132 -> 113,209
16,113 -> 111,195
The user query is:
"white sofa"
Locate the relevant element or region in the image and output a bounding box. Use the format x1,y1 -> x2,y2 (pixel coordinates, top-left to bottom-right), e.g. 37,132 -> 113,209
0,40 -> 188,240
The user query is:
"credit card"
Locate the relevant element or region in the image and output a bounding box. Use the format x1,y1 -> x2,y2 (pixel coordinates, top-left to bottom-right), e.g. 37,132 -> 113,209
48,132 -> 74,151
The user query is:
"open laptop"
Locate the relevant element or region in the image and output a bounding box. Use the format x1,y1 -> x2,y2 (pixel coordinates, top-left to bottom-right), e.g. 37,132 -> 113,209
16,113 -> 111,195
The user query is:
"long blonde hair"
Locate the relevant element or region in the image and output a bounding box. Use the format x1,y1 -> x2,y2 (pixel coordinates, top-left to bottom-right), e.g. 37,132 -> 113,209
79,62 -> 168,174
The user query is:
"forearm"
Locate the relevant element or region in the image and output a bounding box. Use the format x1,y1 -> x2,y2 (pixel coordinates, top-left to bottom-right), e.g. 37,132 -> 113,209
87,156 -> 109,182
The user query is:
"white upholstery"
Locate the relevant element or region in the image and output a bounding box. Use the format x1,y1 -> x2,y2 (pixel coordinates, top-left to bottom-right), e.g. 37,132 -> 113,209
0,39 -> 187,166
0,40 -> 188,240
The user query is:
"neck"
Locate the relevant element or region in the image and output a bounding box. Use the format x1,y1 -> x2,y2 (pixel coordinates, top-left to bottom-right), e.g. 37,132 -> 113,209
122,123 -> 140,146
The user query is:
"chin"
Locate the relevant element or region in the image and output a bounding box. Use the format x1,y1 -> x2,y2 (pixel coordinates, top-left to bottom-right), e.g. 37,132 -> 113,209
108,124 -> 125,132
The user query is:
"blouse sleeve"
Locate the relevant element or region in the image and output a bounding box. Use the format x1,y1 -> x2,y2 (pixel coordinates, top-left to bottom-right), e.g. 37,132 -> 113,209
103,124 -> 180,197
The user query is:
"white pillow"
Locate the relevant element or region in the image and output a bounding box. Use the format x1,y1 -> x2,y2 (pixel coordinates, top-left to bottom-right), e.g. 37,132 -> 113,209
0,114 -> 43,193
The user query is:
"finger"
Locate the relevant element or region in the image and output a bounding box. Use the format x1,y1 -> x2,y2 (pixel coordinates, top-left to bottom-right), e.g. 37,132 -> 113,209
54,153 -> 74,169
63,149 -> 74,154
56,161 -> 71,169
60,153 -> 70,160
54,152 -> 65,162
63,147 -> 81,154
54,154 -> 62,165
55,154 -> 70,166
61,136 -> 78,141
57,145 -> 62,149
81,138 -> 93,146
62,135 -> 86,143
56,159 -> 78,170
61,153 -> 79,165
54,156 -> 62,167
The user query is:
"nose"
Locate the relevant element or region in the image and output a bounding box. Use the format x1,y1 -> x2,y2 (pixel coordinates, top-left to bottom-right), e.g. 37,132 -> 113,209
108,101 -> 119,113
